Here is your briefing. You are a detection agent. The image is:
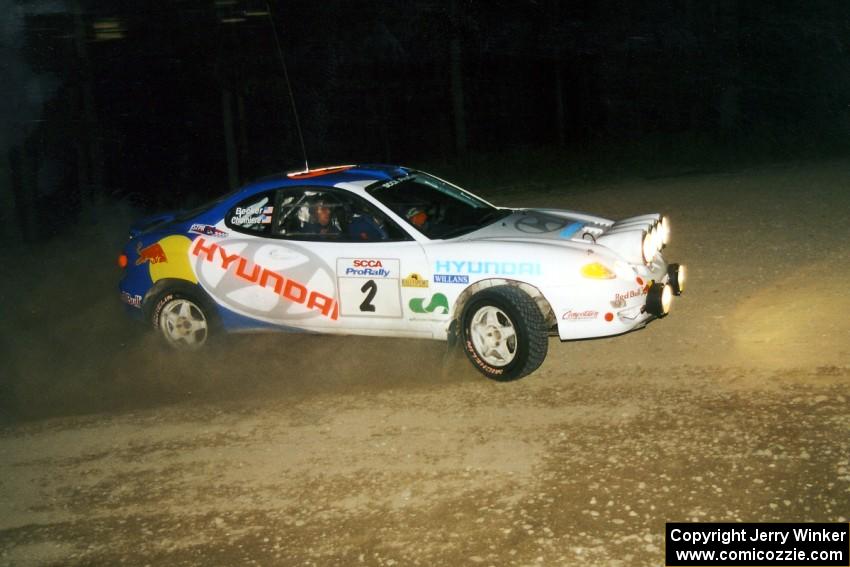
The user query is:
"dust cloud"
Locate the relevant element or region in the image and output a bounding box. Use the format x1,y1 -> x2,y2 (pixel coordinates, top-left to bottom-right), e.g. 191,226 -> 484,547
0,202 -> 470,423
3,159 -> 850,422
2,161 -> 850,566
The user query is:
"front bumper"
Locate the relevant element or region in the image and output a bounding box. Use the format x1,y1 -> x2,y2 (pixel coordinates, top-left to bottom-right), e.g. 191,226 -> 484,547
552,257 -> 686,341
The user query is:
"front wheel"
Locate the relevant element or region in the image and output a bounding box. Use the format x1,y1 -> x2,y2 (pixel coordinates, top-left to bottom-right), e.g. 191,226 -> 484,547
150,287 -> 217,349
460,286 -> 548,381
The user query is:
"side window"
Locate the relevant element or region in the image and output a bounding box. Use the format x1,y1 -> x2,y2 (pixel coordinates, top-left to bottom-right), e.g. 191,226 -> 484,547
344,192 -> 410,242
275,189 -> 345,238
272,187 -> 411,242
225,192 -> 274,235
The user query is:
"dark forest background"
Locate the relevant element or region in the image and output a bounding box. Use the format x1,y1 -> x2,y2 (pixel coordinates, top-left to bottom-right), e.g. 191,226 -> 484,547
3,0 -> 850,243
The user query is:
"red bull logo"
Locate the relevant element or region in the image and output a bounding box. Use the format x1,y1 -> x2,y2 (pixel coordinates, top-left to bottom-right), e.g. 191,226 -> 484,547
135,242 -> 167,265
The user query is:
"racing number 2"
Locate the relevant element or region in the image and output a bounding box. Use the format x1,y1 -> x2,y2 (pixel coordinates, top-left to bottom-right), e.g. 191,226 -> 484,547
360,280 -> 377,312
336,258 -> 402,318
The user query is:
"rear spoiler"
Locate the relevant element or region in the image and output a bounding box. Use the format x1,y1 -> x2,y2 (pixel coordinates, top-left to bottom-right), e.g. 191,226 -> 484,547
128,211 -> 180,238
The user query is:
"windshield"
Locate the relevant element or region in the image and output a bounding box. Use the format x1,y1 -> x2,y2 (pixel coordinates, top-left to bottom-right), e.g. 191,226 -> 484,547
366,172 -> 511,239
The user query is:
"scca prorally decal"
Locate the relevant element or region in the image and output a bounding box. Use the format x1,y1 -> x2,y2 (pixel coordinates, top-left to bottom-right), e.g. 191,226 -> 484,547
434,260 -> 541,277
378,174 -> 415,189
192,237 -> 338,320
338,258 -> 396,278
409,293 -> 449,314
434,274 -> 468,284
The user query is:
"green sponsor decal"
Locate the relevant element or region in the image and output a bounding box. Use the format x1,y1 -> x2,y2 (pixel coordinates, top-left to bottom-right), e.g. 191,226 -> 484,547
409,293 -> 449,314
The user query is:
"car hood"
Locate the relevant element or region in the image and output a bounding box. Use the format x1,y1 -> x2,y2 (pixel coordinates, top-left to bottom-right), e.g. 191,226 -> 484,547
457,208 -> 661,265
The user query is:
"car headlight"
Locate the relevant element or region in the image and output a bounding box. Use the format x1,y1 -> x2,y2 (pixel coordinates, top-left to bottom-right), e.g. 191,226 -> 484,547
660,216 -> 670,246
580,262 -> 616,279
661,283 -> 673,314
642,231 -> 655,264
651,224 -> 662,252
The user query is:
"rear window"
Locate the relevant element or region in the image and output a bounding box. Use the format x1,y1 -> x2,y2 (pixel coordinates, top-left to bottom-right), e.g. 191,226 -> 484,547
225,192 -> 274,235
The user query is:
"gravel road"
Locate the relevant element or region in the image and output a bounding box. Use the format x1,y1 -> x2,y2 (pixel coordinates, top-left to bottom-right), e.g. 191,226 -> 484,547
1,161 -> 848,566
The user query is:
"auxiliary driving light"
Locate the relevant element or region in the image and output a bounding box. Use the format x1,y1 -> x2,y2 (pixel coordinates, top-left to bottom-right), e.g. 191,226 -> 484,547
645,282 -> 673,317
642,231 -> 655,264
649,225 -> 660,252
667,263 -> 685,295
660,216 -> 670,246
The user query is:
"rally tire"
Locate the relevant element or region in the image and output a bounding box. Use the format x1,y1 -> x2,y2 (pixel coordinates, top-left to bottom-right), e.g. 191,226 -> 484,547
147,283 -> 219,350
460,286 -> 548,381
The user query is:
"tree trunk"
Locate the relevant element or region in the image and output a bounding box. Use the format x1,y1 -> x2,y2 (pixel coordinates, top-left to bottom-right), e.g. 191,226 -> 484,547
449,38 -> 467,159
8,143 -> 38,243
554,61 -> 566,146
449,0 -> 468,160
716,0 -> 741,136
72,0 -> 103,208
0,152 -> 23,244
237,91 -> 249,169
221,88 -> 239,189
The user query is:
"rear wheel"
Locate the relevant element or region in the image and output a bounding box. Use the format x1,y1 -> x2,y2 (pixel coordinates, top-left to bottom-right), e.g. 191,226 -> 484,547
460,286 -> 548,381
149,286 -> 217,349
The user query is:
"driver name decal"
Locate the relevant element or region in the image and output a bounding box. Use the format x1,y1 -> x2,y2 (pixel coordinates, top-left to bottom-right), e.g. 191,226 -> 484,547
192,237 -> 339,320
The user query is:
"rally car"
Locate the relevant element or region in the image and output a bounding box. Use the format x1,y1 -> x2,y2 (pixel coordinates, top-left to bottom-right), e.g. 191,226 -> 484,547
118,164 -> 685,381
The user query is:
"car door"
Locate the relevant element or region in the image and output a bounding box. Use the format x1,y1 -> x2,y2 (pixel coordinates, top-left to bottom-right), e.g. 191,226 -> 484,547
192,186 -> 435,337
273,186 -> 437,337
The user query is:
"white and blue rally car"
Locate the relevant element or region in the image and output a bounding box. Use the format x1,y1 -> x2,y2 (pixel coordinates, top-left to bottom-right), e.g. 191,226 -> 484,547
119,164 -> 685,381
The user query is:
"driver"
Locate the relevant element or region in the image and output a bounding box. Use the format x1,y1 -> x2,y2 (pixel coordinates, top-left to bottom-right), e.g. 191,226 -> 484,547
302,199 -> 341,235
405,206 -> 428,230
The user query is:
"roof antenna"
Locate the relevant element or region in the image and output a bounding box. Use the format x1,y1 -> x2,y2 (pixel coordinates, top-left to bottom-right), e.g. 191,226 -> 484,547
264,0 -> 309,173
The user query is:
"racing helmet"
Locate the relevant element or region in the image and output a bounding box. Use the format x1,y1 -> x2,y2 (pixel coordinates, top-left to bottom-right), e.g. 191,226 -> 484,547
405,206 -> 428,228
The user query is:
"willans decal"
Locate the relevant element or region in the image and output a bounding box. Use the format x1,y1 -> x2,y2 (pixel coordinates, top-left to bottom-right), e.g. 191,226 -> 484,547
433,274 -> 468,284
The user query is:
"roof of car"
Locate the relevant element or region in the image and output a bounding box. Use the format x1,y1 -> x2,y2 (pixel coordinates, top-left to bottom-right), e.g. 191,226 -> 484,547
242,164 -> 410,193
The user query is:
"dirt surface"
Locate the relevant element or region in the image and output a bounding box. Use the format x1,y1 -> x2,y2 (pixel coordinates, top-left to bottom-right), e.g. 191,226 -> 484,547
1,161 -> 849,566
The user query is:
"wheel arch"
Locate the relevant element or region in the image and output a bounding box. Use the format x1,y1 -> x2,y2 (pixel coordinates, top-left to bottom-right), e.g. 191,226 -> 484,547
142,278 -> 216,318
447,278 -> 557,344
